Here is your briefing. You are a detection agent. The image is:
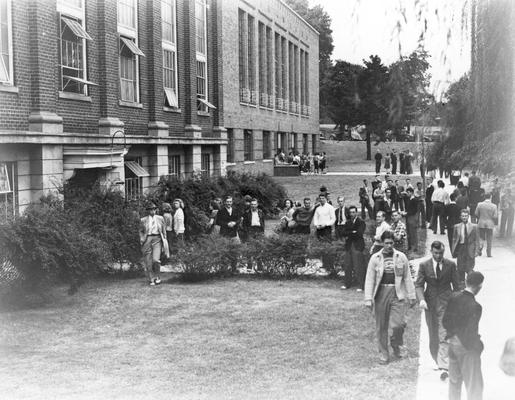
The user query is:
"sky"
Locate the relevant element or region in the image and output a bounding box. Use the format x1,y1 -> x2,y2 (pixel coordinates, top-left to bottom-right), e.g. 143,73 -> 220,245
308,0 -> 471,97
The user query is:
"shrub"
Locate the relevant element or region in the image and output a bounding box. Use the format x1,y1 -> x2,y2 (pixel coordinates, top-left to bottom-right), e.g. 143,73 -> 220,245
0,201 -> 110,295
175,235 -> 243,282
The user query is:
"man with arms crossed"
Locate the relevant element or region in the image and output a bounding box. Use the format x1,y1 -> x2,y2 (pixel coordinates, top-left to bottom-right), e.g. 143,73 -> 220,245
443,271 -> 485,400
416,241 -> 460,380
451,209 -> 480,289
340,206 -> 366,291
365,231 -> 417,364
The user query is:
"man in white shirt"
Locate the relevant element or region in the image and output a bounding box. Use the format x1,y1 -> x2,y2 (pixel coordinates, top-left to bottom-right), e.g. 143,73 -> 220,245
370,211 -> 391,254
430,180 -> 450,235
139,202 -> 168,286
314,194 -> 335,240
459,172 -> 469,188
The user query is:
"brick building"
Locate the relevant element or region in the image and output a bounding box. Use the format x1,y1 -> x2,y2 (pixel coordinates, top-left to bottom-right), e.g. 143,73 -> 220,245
220,0 -> 319,174
0,0 -> 319,218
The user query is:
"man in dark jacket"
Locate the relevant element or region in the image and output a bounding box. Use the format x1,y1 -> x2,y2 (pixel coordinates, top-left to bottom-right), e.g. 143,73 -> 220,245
375,149 -> 383,174
426,178 -> 435,225
416,241 -> 460,380
334,196 -> 350,240
391,149 -> 398,175
340,206 -> 366,291
445,192 -> 462,249
292,198 -> 314,234
443,271 -> 484,400
359,179 -> 374,220
215,196 -> 242,239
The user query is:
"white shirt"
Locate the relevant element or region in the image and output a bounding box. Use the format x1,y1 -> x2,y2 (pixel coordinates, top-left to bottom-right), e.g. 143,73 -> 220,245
313,203 -> 335,227
374,221 -> 391,245
432,188 -> 450,204
147,215 -> 159,235
432,258 -> 442,277
173,208 -> 185,234
459,222 -> 469,244
250,210 -> 261,226
459,176 -> 469,187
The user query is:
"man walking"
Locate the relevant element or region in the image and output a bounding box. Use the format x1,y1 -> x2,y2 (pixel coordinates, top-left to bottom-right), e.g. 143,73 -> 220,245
451,209 -> 480,288
391,149 -> 398,175
416,241 -> 460,380
375,149 -> 383,174
334,196 -> 349,240
340,206 -> 366,291
365,231 -> 417,364
475,192 -> 498,257
443,271 -> 485,400
426,178 -> 435,225
359,179 -> 374,220
415,181 -> 427,228
404,187 -> 419,252
139,202 -> 169,286
499,188 -> 514,238
431,180 -> 450,235
445,192 -> 462,249
468,171 -> 482,223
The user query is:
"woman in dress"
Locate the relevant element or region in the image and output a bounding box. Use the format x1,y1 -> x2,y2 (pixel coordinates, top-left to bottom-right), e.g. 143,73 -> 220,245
384,153 -> 391,174
172,198 -> 185,243
279,198 -> 296,233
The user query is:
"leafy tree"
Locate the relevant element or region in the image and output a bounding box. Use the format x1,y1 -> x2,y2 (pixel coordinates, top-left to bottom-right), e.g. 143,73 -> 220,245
387,49 -> 432,135
357,55 -> 390,159
324,61 -> 363,134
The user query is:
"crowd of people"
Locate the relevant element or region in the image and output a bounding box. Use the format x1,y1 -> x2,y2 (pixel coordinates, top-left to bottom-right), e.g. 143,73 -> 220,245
274,148 -> 328,174
137,170 -> 514,400
374,148 -> 415,175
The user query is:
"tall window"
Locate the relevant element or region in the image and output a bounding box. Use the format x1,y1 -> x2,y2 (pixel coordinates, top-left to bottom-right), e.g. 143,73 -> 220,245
293,45 -> 299,114
288,42 -> 294,112
201,153 -> 211,177
302,134 -> 308,154
227,128 -> 235,163
258,22 -> 267,107
281,37 -> 287,111
300,49 -> 305,112
118,0 -> 143,103
162,0 -> 178,108
304,51 -> 309,114
247,14 -> 256,104
0,162 -> 17,223
312,134 -> 317,154
57,0 -> 94,94
274,33 -> 282,109
168,155 -> 181,177
266,27 -> 273,108
244,130 -> 253,161
262,131 -> 271,159
0,0 -> 13,85
195,0 -> 213,112
238,9 -> 248,103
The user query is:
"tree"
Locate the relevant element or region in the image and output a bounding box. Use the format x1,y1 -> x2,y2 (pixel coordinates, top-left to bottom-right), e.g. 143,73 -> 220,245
284,0 -> 334,120
357,55 -> 390,159
387,49 -> 432,136
324,61 -> 363,134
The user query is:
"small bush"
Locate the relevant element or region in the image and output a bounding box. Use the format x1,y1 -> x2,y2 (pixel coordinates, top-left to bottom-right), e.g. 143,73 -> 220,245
175,235 -> 244,282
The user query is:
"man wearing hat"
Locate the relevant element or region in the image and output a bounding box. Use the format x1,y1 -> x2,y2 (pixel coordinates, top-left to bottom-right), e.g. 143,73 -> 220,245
139,202 -> 169,286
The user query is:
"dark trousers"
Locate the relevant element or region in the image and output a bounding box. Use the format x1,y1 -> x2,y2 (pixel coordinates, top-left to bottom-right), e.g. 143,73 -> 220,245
395,198 -> 404,212
417,201 -> 426,227
343,242 -> 365,289
447,229 -> 454,251
335,224 -> 346,240
425,299 -> 450,370
374,286 -> 406,361
246,228 -> 264,269
361,201 -> 374,220
430,202 -> 446,234
406,214 -> 418,251
478,228 -> 493,257
449,336 -> 483,400
469,203 -> 478,223
500,208 -> 514,237
426,200 -> 433,222
295,225 -> 311,234
392,162 -> 397,175
316,226 -> 333,268
456,244 -> 475,289
375,161 -> 381,174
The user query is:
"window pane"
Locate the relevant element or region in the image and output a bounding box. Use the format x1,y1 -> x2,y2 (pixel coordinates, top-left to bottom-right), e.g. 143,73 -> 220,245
120,41 -> 137,102
118,0 -> 136,29
161,0 -> 176,44
0,0 -> 11,83
163,48 -> 176,91
195,0 -> 206,55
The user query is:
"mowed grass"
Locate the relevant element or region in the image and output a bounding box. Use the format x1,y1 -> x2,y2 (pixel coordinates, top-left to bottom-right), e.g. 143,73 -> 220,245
0,277 -> 420,400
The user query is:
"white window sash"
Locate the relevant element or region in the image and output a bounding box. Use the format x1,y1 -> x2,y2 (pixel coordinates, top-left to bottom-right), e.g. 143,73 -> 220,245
117,0 -> 137,38
0,0 -> 13,85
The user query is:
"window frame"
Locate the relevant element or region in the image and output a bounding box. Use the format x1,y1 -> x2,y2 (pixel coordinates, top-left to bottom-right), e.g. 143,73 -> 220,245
168,154 -> 181,177
201,153 -> 211,178
244,129 -> 254,162
162,0 -> 178,108
195,0 -> 210,112
226,128 -> 235,163
117,0 -> 137,38
0,161 -> 17,223
0,0 -> 12,86
262,130 -> 271,160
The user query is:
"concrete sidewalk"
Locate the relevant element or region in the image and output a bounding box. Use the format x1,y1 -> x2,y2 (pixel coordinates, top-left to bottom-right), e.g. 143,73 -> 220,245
415,230 -> 515,400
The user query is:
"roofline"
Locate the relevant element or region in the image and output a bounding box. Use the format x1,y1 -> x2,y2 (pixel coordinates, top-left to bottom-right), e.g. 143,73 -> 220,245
279,0 -> 320,36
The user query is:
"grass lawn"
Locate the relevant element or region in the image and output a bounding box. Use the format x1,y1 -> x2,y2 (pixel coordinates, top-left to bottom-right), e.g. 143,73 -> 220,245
0,277 -> 420,400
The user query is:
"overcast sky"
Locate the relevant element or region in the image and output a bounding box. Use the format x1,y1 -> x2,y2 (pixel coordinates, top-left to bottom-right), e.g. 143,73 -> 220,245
308,0 -> 471,97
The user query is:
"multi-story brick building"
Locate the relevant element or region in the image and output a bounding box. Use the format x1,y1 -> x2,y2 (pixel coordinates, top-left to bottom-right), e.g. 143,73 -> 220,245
0,0 -> 319,218
220,0 -> 319,174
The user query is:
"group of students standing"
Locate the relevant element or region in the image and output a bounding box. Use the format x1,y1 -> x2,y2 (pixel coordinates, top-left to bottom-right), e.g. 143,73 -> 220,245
274,149 -> 328,174
374,148 -> 414,175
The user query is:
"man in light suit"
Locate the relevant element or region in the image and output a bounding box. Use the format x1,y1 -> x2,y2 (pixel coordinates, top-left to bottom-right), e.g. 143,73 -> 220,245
451,209 -> 480,288
365,230 -> 417,364
139,202 -> 169,286
475,192 -> 498,257
416,241 -> 460,380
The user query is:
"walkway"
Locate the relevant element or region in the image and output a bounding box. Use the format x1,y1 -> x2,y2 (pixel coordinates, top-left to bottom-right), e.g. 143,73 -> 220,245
414,230 -> 515,400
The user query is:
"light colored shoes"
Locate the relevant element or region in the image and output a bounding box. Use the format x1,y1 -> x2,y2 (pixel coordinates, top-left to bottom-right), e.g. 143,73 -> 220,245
340,285 -> 348,290
356,288 -> 363,292
154,278 -> 162,285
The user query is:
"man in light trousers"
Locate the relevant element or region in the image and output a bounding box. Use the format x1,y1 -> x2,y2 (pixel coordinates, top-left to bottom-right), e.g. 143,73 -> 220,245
365,230 -> 417,364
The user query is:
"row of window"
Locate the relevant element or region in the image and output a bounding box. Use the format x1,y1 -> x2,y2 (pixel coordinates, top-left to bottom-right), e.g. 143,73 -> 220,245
226,129 -> 317,163
0,0 -> 215,112
238,8 -> 310,116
